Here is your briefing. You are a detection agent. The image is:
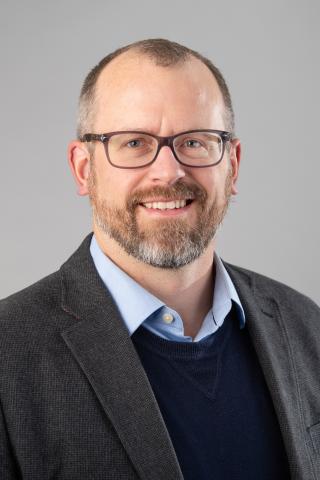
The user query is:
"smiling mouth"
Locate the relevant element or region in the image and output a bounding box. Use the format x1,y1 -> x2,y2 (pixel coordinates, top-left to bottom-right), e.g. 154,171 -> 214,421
140,199 -> 194,210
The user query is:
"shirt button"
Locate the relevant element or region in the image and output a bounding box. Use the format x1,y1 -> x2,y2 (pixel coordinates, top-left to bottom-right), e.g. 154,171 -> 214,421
162,313 -> 174,324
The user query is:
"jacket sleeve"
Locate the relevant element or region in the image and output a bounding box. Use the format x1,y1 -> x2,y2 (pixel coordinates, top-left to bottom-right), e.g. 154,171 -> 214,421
0,400 -> 19,479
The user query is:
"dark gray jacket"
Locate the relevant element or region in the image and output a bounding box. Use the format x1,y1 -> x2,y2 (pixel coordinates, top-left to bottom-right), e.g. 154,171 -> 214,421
0,234 -> 319,479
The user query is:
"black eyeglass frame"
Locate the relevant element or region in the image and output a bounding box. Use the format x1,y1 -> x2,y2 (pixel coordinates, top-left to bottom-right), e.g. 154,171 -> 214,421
81,129 -> 233,169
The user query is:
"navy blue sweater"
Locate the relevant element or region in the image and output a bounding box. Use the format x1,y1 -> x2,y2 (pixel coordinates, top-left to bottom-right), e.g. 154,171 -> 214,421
132,308 -> 290,479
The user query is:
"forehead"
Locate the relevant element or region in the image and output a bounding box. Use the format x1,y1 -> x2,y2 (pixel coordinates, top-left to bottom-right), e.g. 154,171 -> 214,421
93,51 -> 225,131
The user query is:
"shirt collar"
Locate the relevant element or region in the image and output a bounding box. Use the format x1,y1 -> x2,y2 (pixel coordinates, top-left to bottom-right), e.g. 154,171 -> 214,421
90,235 -> 164,335
90,235 -> 245,337
213,253 -> 245,328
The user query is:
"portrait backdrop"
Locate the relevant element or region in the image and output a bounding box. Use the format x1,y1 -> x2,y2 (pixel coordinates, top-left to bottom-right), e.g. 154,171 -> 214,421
1,0 -> 319,304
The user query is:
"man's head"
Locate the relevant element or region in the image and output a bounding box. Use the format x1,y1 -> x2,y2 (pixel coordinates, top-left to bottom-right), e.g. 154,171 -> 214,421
68,39 -> 241,269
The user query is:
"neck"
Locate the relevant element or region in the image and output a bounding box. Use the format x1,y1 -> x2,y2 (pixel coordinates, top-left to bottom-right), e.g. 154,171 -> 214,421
94,227 -> 216,338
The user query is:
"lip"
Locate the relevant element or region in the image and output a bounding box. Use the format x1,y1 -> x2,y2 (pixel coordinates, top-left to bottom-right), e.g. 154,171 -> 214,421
139,198 -> 194,203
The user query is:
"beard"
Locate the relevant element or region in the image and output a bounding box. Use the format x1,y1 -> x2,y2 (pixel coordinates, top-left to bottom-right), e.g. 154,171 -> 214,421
88,166 -> 233,269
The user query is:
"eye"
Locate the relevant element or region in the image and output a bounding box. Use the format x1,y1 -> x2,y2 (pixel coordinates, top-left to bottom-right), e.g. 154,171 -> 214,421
126,138 -> 145,148
184,139 -> 202,148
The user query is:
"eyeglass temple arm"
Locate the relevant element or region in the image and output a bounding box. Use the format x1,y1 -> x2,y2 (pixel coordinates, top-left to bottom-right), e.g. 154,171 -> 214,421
81,134 -> 108,142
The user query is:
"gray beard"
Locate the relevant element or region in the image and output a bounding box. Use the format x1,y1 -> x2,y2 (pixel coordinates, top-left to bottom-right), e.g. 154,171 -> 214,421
90,176 -> 232,269
94,210 -> 215,269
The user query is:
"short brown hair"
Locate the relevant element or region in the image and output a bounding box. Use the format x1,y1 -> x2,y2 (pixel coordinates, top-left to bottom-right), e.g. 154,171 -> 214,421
77,38 -> 235,139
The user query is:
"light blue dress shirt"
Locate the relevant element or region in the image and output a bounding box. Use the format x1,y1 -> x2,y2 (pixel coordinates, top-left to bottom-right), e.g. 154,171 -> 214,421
90,235 -> 245,342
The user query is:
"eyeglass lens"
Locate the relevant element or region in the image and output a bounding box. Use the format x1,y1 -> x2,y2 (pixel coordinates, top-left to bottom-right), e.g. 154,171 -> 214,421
106,132 -> 224,167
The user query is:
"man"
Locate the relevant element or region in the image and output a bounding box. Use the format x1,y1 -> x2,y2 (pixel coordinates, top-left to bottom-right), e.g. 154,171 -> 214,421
0,39 -> 319,480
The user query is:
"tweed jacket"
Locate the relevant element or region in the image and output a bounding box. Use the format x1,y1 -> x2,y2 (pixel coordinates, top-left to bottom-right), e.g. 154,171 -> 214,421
0,234 -> 319,480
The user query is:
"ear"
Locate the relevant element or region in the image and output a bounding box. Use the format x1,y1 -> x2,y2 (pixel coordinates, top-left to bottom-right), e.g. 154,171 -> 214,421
68,140 -> 91,196
229,138 -> 241,195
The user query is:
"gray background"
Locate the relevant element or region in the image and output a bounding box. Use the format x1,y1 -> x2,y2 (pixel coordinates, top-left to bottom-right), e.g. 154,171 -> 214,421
1,0 -> 319,304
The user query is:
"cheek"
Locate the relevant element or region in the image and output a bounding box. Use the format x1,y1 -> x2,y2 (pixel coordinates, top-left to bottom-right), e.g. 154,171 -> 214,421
193,170 -> 219,196
94,166 -> 143,206
194,168 -> 231,202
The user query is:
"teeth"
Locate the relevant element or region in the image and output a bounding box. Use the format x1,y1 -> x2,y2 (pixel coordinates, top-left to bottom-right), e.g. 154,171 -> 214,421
142,199 -> 188,210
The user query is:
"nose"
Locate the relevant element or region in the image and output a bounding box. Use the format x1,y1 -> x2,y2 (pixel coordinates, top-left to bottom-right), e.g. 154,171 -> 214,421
146,145 -> 186,185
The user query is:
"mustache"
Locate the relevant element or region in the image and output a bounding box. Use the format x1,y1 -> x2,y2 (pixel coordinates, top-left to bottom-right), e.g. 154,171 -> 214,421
127,181 -> 207,208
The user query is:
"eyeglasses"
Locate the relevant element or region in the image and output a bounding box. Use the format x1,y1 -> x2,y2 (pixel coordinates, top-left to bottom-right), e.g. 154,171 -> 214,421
81,129 -> 233,169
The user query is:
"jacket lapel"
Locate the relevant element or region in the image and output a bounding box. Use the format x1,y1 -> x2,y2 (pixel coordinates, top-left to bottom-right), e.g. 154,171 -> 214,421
224,263 -> 312,479
60,235 -> 183,480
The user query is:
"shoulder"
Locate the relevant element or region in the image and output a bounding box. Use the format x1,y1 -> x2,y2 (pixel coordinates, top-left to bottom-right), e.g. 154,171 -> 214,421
0,270 -> 65,337
0,270 -> 81,385
224,262 -> 320,361
1,270 -> 60,311
224,261 -> 320,316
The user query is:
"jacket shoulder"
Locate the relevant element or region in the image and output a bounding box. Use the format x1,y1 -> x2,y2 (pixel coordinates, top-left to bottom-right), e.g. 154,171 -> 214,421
0,271 -> 62,329
225,262 -> 320,314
